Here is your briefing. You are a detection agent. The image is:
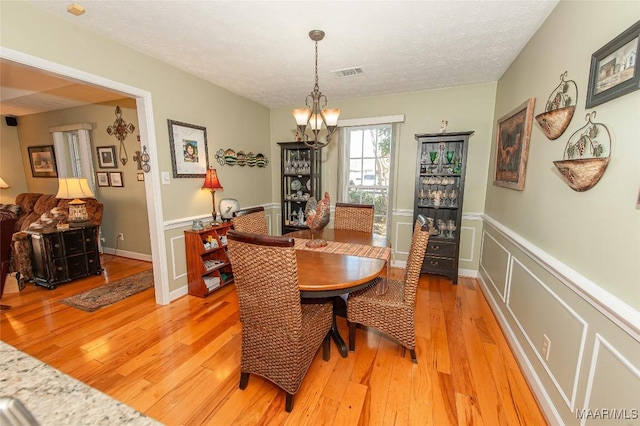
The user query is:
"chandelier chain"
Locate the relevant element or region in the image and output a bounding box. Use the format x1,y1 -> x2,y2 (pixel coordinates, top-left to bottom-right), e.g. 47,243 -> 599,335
314,39 -> 319,91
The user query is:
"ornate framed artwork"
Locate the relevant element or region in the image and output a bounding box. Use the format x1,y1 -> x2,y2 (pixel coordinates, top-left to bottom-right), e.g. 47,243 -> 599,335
28,145 -> 58,178
96,146 -> 118,168
586,20 -> 640,108
109,172 -> 123,187
96,172 -> 110,187
494,98 -> 535,191
168,119 -> 210,178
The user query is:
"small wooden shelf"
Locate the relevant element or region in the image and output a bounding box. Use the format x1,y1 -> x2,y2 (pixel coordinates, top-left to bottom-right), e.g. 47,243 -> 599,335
184,222 -> 234,297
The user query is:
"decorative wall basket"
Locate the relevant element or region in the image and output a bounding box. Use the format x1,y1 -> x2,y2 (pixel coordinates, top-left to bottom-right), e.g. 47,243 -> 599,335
535,72 -> 578,140
552,111 -> 611,192
552,158 -> 609,192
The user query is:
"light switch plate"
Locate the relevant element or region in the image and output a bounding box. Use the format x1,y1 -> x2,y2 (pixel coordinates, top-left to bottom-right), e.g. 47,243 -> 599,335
162,171 -> 171,184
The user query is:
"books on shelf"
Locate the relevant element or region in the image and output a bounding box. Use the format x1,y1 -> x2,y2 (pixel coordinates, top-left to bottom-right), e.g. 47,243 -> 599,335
203,276 -> 221,290
203,259 -> 225,271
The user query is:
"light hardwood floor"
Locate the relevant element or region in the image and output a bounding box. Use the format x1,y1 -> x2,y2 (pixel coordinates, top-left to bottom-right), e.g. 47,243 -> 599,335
0,255 -> 547,425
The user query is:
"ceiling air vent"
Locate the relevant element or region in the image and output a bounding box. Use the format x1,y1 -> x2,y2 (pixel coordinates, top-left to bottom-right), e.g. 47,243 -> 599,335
331,67 -> 364,78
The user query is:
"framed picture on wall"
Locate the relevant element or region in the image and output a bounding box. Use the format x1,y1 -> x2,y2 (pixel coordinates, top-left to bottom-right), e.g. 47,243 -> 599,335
109,172 -> 123,187
28,145 -> 58,178
586,20 -> 640,108
493,98 -> 535,191
168,119 -> 209,178
96,172 -> 110,187
96,146 -> 118,168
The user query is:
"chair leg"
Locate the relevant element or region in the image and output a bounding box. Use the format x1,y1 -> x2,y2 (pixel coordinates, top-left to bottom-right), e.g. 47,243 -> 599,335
348,321 -> 356,352
239,372 -> 249,390
285,393 -> 294,412
323,332 -> 331,361
410,349 -> 418,364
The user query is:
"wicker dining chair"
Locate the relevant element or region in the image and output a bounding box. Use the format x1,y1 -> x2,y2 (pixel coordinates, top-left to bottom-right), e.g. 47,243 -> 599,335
232,206 -> 268,235
333,203 -> 374,233
346,214 -> 429,363
226,230 -> 333,412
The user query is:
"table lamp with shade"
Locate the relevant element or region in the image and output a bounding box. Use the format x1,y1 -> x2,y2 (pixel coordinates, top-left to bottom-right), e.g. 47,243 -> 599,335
202,168 -> 223,222
55,178 -> 95,227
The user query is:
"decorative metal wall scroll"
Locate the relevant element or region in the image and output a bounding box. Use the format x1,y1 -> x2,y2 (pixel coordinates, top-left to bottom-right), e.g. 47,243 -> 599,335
214,149 -> 269,168
133,146 -> 151,173
535,72 -> 578,140
106,106 -> 136,165
552,111 -> 611,192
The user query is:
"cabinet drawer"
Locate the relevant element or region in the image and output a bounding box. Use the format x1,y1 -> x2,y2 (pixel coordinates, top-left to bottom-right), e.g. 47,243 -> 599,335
63,230 -> 85,255
66,254 -> 89,279
421,256 -> 455,274
52,259 -> 68,282
86,252 -> 101,274
426,240 -> 456,257
48,234 -> 65,258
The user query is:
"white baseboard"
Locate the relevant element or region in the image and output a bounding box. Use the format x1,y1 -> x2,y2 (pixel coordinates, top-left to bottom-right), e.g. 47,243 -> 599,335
170,285 -> 189,301
101,247 -> 152,262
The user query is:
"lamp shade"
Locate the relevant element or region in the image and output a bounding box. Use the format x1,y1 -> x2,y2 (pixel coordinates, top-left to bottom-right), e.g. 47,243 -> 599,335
202,168 -> 223,190
0,177 -> 9,189
55,178 -> 95,200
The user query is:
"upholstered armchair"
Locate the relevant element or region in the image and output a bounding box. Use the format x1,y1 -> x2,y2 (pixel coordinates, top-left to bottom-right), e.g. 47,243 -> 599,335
1,210 -> 18,309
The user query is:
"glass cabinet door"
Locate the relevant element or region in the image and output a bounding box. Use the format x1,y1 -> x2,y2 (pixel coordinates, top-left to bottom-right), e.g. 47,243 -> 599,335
278,142 -> 322,234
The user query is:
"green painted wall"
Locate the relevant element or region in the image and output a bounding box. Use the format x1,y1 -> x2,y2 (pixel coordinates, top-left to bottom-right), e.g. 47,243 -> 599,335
270,83 -> 497,265
487,0 -> 640,309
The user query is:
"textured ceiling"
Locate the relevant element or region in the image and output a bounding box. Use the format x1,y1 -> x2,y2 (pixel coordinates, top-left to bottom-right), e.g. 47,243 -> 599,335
4,0 -> 558,114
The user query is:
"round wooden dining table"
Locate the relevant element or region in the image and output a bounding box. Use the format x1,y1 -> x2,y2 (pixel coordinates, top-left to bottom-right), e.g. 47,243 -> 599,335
286,228 -> 389,357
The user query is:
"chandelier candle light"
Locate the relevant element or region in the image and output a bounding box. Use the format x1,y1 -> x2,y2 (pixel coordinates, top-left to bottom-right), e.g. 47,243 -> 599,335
292,30 -> 341,150
55,178 -> 95,226
202,168 -> 223,221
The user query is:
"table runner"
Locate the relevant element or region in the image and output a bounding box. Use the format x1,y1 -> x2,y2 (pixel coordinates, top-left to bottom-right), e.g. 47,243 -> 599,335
294,238 -> 391,261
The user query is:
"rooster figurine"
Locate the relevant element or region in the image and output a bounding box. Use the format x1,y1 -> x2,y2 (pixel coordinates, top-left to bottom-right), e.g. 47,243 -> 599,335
304,192 -> 331,248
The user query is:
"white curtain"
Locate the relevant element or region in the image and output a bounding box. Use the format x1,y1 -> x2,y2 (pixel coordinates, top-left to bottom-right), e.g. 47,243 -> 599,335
50,124 -> 96,194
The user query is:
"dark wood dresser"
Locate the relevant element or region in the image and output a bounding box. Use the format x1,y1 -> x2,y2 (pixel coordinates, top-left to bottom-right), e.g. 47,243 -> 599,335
29,224 -> 102,289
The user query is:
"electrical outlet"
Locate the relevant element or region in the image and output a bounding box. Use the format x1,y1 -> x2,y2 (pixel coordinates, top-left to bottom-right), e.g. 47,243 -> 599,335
117,233 -> 124,241
542,334 -> 551,361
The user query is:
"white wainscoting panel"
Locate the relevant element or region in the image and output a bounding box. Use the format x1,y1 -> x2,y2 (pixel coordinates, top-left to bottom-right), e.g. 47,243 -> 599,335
479,230 -> 510,301
459,226 -> 475,262
581,334 -> 640,426
170,235 -> 187,280
508,257 -> 588,411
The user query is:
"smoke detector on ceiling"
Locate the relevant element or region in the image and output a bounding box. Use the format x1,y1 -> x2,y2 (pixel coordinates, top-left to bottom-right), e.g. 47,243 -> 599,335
331,67 -> 364,78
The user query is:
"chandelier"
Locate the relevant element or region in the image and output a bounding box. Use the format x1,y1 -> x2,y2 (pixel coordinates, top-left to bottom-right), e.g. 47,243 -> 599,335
292,30 -> 341,150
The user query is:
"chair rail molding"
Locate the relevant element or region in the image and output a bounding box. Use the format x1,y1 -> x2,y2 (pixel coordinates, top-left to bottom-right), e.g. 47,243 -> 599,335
482,214 -> 640,341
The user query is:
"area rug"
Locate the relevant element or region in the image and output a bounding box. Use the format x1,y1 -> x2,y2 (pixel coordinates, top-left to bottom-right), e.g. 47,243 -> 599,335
60,270 -> 154,312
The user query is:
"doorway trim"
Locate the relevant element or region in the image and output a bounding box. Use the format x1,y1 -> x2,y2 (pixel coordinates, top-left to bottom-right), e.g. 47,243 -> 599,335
1,47 -> 170,305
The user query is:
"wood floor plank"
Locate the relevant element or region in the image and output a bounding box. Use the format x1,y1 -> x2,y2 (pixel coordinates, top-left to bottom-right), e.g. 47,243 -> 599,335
0,256 -> 547,425
334,381 -> 368,425
408,336 -> 434,426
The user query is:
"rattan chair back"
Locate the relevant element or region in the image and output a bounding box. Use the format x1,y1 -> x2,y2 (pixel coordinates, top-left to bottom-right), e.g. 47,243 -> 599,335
232,206 -> 268,235
226,230 -> 333,411
333,203 -> 374,233
402,215 -> 430,306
